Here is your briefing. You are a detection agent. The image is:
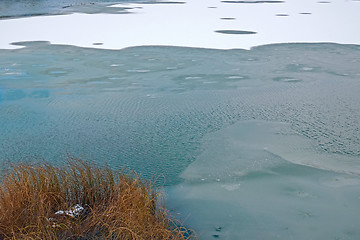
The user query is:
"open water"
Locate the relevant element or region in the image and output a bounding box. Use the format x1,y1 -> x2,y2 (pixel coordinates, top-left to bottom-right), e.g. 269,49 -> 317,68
0,0 -> 143,19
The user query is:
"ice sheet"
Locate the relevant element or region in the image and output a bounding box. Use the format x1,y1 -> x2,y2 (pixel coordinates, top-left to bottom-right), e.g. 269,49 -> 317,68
1,0 -> 360,50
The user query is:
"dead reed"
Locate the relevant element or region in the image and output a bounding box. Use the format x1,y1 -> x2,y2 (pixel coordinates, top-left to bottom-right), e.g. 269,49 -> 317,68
0,158 -> 195,239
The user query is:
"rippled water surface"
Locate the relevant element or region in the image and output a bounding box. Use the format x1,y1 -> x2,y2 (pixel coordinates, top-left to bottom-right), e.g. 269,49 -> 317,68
0,0 -> 145,19
1,41 -> 360,239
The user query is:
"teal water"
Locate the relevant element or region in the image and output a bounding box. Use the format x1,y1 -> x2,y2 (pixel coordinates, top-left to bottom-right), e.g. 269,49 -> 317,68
1,41 -> 360,238
0,0 -> 150,19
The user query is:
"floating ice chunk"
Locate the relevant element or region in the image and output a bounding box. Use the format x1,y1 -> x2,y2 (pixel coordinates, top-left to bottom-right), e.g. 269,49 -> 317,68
302,67 -> 313,71
185,76 -> 202,80
226,75 -> 244,79
221,183 -> 241,191
4,71 -> 22,75
166,66 -> 178,70
273,76 -> 301,82
127,69 -> 151,73
202,81 -> 216,84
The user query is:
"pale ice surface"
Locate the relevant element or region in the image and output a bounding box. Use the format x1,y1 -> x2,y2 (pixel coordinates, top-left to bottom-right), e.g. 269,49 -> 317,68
169,121 -> 360,239
1,0 -> 360,50
181,121 -> 360,181
167,164 -> 360,239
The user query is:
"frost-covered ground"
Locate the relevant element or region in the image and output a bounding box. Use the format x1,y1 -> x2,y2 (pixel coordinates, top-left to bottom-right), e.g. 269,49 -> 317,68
1,0 -> 360,239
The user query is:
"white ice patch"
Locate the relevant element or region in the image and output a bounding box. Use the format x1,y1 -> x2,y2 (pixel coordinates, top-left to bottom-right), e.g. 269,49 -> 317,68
1,0 -> 360,50
55,204 -> 84,218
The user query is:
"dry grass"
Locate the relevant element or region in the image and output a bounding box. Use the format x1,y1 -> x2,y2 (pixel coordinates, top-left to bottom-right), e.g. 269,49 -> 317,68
0,158 -> 195,239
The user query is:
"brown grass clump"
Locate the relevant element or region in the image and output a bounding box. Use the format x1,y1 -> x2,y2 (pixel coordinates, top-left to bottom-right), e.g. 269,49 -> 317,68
0,158 -> 195,239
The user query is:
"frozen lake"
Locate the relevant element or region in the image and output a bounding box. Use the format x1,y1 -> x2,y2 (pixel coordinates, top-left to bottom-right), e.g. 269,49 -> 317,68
1,0 -> 360,239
